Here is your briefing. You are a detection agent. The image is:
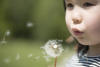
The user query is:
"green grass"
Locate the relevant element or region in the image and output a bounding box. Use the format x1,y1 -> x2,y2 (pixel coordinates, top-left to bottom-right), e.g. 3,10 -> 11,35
0,40 -> 75,67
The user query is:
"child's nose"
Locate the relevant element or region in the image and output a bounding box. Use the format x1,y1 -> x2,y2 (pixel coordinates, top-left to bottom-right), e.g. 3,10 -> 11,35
72,14 -> 82,24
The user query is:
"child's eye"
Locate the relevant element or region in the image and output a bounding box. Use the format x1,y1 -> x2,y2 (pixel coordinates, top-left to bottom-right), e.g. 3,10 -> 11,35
83,2 -> 95,7
67,3 -> 74,10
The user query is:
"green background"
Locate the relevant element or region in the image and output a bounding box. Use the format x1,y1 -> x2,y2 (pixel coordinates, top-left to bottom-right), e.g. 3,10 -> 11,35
0,0 -> 75,67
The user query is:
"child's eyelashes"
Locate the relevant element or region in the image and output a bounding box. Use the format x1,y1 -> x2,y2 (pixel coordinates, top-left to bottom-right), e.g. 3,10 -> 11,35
66,2 -> 96,10
66,3 -> 74,10
83,2 -> 95,7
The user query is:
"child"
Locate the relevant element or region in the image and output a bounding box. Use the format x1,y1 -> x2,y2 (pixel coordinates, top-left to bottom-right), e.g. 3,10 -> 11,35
64,0 -> 100,67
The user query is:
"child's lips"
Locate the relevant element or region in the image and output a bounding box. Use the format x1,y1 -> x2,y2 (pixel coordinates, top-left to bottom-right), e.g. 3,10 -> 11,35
73,31 -> 84,36
72,28 -> 84,36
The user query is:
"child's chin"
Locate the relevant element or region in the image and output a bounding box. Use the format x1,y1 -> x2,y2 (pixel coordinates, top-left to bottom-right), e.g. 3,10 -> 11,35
78,40 -> 91,45
78,40 -> 100,46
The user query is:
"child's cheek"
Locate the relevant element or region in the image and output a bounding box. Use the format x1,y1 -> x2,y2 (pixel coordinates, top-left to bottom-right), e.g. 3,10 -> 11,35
85,15 -> 100,42
86,8 -> 100,35
65,14 -> 72,33
65,20 -> 72,34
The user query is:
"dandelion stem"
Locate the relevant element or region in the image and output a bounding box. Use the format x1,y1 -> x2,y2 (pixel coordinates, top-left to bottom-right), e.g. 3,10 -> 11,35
54,56 -> 57,67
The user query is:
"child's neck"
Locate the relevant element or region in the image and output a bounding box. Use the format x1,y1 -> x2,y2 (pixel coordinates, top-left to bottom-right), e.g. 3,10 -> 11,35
87,44 -> 100,57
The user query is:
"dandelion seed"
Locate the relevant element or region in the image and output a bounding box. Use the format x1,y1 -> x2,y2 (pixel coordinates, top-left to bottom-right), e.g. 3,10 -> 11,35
28,54 -> 33,58
34,56 -> 40,60
1,30 -> 11,45
5,30 -> 10,36
1,40 -> 7,45
42,51 -> 46,55
40,46 -> 44,49
3,58 -> 10,63
43,56 -> 51,62
16,53 -> 20,60
26,22 -> 33,28
48,65 -> 51,67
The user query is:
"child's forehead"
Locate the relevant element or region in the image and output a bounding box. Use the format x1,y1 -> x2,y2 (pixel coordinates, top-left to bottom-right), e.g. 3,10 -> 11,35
66,0 -> 97,2
65,0 -> 85,3
65,0 -> 98,3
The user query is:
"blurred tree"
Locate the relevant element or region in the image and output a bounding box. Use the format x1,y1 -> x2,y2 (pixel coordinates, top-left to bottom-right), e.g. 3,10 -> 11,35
0,0 -> 70,41
32,0 -> 70,41
0,0 -> 11,39
4,0 -> 35,39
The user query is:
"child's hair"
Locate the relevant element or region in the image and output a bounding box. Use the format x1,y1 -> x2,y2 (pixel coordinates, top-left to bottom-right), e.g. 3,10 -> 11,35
63,0 -> 89,57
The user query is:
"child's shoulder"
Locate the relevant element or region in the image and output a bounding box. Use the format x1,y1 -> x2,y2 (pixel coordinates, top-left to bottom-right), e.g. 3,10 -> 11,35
65,54 -> 80,67
65,53 -> 100,67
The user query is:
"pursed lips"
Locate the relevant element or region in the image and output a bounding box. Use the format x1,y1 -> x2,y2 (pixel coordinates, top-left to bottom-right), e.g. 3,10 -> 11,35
72,28 -> 84,36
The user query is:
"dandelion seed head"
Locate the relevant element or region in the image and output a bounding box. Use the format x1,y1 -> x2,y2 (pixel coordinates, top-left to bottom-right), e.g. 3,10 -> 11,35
42,40 -> 64,58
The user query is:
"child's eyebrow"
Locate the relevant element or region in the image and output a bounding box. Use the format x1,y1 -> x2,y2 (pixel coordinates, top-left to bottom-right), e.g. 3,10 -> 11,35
65,0 -> 72,4
65,0 -> 75,3
65,0 -> 72,2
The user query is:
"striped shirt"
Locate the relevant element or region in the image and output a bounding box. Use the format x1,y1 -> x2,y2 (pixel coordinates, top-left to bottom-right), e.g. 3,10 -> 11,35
65,54 -> 100,67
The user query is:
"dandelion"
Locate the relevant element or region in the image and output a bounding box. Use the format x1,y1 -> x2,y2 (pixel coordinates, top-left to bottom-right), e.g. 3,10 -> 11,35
42,40 -> 64,58
41,40 -> 64,67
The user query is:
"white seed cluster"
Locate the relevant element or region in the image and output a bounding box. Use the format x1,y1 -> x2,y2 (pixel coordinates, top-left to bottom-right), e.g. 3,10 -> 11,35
42,40 -> 64,58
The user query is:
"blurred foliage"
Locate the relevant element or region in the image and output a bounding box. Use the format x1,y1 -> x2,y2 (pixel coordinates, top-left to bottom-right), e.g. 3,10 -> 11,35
0,0 -> 70,41
0,40 -> 74,67
0,1 -> 74,67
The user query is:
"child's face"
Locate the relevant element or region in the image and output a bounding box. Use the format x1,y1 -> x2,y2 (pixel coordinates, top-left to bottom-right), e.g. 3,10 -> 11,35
65,0 -> 100,46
